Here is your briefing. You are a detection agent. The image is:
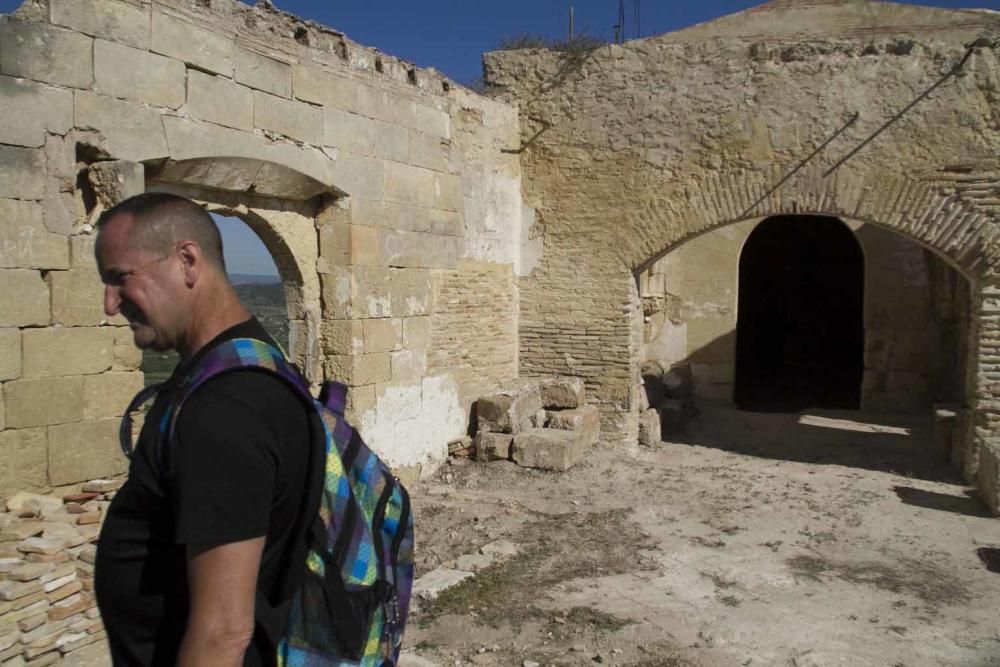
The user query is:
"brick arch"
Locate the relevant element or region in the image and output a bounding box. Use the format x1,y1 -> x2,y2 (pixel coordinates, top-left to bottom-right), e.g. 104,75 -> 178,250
623,165 -> 997,281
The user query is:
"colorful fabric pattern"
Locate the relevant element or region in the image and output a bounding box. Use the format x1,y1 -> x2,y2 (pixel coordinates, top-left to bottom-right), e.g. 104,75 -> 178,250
160,338 -> 413,666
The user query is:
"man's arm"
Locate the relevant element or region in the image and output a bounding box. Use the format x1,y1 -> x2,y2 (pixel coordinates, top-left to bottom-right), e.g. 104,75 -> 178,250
177,537 -> 265,667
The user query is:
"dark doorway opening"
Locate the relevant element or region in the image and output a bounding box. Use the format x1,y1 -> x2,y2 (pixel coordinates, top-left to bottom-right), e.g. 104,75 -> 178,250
735,215 -> 864,411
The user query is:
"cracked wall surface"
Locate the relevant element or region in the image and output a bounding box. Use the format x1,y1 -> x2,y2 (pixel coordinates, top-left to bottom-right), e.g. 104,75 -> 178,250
0,0 -> 526,491
486,0 -> 1000,511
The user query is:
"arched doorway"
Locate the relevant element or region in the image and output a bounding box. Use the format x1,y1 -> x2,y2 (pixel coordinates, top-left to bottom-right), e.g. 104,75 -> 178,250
140,213 -> 288,386
734,215 -> 864,411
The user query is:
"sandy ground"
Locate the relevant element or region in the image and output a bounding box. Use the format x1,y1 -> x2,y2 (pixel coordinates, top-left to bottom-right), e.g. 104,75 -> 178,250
404,403 -> 1000,667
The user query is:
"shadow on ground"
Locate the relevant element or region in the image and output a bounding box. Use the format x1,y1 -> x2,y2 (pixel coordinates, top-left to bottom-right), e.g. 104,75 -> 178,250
669,403 -> 966,485
892,485 -> 989,518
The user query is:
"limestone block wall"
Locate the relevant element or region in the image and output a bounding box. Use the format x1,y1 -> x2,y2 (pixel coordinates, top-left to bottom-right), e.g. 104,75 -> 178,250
485,0 -> 1000,509
639,219 -> 970,410
639,219 -> 755,402
0,0 -> 524,487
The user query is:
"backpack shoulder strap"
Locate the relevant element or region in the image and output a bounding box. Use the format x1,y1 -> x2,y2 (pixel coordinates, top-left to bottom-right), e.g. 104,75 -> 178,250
161,337 -> 315,471
317,380 -> 348,417
175,337 -> 310,405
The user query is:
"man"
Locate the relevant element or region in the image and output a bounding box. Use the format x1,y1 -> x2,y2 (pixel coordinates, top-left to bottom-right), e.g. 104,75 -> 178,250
93,193 -> 311,666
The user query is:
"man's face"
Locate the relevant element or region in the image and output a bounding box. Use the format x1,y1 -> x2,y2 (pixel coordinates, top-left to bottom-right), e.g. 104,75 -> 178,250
95,214 -> 183,352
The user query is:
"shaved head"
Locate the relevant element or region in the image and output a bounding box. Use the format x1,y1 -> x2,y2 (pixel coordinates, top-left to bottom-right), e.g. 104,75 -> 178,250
97,193 -> 226,271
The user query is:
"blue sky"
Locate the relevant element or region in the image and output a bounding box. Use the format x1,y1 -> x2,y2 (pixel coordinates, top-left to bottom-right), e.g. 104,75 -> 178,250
276,0 -> 999,84
213,215 -> 279,277
1,0 -> 996,83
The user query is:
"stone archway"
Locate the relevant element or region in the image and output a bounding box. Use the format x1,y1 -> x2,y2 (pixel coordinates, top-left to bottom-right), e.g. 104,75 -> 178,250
520,166 -> 1000,511
627,168 -> 994,278
144,157 -> 331,382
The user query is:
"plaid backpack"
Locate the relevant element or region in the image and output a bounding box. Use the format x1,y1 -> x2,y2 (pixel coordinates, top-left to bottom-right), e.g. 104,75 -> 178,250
121,337 -> 414,666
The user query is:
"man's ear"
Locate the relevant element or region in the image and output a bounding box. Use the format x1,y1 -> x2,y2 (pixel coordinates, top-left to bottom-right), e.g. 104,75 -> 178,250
177,240 -> 202,288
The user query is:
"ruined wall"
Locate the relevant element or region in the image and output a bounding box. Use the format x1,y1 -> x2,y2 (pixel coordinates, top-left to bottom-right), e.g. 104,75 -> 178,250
0,0 -> 524,491
857,223 -> 971,412
639,218 -> 971,410
485,0 -> 1000,511
639,219 -> 755,402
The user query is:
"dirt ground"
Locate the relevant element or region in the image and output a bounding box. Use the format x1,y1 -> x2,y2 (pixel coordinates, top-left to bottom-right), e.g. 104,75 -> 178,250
403,403 -> 1000,667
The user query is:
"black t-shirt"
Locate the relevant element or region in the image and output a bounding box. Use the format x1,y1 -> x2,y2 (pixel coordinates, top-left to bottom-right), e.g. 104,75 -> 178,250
95,319 -> 311,666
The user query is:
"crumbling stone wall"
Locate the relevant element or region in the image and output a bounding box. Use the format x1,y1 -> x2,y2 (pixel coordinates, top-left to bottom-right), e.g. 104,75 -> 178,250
0,0 -> 526,492
486,0 -> 1000,510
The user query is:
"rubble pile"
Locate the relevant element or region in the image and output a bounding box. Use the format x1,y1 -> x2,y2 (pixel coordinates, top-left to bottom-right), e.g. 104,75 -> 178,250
467,377 -> 599,471
639,361 -> 698,446
0,480 -> 120,665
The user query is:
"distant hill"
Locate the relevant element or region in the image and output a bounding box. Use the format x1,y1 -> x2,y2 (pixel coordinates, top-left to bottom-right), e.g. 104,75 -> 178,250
229,272 -> 281,285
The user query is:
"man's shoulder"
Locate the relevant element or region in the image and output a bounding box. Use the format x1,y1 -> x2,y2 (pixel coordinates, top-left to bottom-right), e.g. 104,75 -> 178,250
191,369 -> 306,415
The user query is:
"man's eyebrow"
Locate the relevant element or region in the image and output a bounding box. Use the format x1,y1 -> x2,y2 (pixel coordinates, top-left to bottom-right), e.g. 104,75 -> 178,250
100,268 -> 125,284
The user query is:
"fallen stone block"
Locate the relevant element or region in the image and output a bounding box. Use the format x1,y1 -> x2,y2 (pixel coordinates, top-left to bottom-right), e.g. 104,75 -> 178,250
38,565 -> 74,586
0,580 -> 43,602
48,592 -> 90,621
0,558 -> 21,573
25,552 -> 70,564
18,613 -> 46,633
412,567 -> 473,602
8,563 -> 52,583
5,494 -> 62,519
477,387 -> 543,434
0,522 -> 44,541
46,581 -> 81,603
511,428 -> 588,472
546,405 -> 600,447
40,523 -> 80,540
61,493 -> 99,504
473,432 -> 513,462
538,377 -> 585,409
8,596 -> 47,617
638,408 -> 661,447
17,539 -> 66,556
81,480 -> 122,494
42,574 -> 76,595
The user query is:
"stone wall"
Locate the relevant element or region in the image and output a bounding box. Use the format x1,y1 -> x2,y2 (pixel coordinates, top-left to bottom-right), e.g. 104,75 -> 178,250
485,0 -> 1000,509
0,0 -> 525,489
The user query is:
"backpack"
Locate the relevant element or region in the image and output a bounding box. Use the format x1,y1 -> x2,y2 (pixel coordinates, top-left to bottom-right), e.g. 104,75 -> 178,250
120,337 -> 414,666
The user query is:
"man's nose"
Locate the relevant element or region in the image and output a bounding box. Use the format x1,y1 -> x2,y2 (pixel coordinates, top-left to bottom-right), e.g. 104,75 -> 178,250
104,284 -> 122,317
